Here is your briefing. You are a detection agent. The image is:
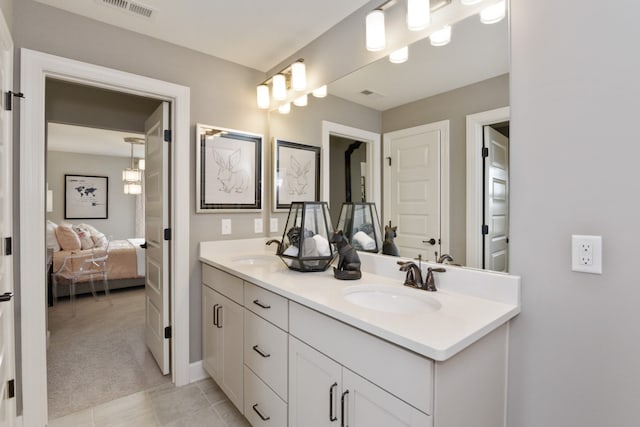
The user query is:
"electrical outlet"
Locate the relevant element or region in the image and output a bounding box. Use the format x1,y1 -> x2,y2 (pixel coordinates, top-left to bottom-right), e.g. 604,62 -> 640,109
254,218 -> 263,234
270,218 -> 278,233
221,219 -> 232,235
572,235 -> 602,274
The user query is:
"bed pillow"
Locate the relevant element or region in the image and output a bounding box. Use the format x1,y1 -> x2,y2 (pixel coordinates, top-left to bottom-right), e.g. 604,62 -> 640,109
55,223 -> 81,251
73,224 -> 95,250
79,223 -> 108,249
46,220 -> 61,251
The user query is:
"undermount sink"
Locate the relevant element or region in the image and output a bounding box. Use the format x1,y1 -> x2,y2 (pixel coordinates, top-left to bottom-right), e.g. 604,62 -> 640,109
230,254 -> 275,265
343,284 -> 441,314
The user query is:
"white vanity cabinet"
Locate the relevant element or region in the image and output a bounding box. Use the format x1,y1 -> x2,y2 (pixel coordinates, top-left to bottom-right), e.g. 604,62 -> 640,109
201,265 -> 244,412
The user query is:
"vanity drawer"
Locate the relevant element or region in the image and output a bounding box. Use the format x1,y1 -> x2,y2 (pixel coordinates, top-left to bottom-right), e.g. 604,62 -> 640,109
244,366 -> 287,427
244,281 -> 288,331
202,264 -> 243,304
244,309 -> 288,401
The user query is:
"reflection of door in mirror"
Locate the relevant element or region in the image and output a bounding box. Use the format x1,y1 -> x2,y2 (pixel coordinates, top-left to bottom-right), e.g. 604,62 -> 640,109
383,121 -> 450,262
328,135 -> 367,224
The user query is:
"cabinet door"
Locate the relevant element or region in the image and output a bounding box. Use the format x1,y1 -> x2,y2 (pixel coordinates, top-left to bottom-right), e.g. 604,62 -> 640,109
289,336 -> 342,427
202,284 -> 221,380
342,369 -> 431,427
218,292 -> 244,413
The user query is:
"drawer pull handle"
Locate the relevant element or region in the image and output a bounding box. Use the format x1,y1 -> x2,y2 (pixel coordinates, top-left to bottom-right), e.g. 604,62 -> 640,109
252,345 -> 271,358
212,304 -> 219,326
253,299 -> 271,309
329,382 -> 338,422
341,390 -> 349,427
252,403 -> 270,421
215,305 -> 223,328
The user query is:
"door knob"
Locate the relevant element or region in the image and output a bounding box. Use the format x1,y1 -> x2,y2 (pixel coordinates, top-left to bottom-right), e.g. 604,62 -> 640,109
423,238 -> 436,245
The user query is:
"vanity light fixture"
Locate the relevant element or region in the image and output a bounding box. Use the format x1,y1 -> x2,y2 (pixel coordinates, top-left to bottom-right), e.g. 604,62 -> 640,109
389,46 -> 409,63
312,85 -> 327,98
366,9 -> 386,51
272,74 -> 287,100
293,94 -> 308,107
257,84 -> 270,109
406,0 -> 430,31
278,102 -> 291,114
291,61 -> 307,91
430,25 -> 452,46
480,0 -> 505,24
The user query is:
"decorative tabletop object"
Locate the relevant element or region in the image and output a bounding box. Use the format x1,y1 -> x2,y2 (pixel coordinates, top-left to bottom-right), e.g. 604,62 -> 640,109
330,230 -> 362,280
382,222 -> 400,256
336,202 -> 383,253
274,201 -> 336,272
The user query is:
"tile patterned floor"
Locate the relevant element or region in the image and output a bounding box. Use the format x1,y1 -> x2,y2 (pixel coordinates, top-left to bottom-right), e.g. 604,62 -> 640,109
48,378 -> 251,427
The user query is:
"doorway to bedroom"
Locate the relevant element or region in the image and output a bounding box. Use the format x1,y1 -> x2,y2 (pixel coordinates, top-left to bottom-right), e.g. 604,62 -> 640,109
44,78 -> 171,420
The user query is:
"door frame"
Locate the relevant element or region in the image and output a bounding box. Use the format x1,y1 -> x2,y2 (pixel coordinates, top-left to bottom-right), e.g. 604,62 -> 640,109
465,106 -> 510,269
19,48 -> 190,426
321,121 -> 381,212
383,120 -> 450,257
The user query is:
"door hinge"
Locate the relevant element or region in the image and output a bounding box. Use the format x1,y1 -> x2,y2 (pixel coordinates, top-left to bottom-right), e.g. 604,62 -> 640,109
482,147 -> 489,158
482,225 -> 489,235
164,326 -> 172,339
163,228 -> 171,241
4,91 -> 24,111
163,129 -> 171,142
3,237 -> 11,255
7,379 -> 15,399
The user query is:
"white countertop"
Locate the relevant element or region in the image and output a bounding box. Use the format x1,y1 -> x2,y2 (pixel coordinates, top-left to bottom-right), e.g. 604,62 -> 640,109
199,238 -> 521,361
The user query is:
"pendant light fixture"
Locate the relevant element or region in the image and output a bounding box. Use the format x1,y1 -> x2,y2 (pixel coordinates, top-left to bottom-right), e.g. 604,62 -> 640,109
122,137 -> 145,195
480,0 -> 506,24
406,0 -> 430,31
366,9 -> 386,51
430,25 -> 452,46
389,46 -> 409,63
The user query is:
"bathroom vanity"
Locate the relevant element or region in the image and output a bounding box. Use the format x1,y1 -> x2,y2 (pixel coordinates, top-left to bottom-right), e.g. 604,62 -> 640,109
200,238 -> 520,427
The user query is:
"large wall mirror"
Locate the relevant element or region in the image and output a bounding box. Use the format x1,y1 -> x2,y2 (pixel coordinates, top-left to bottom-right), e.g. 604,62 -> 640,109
269,2 -> 509,271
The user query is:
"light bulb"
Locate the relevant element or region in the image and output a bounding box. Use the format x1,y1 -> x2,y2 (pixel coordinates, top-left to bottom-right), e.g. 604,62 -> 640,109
389,46 -> 409,64
480,0 -> 506,24
293,94 -> 308,107
291,61 -> 306,91
272,74 -> 286,100
312,85 -> 327,98
278,103 -> 291,114
366,10 -> 385,51
407,0 -> 430,31
257,84 -> 270,109
430,25 -> 452,47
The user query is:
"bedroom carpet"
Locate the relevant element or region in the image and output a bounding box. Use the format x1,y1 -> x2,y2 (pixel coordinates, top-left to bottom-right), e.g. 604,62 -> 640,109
47,287 -> 171,420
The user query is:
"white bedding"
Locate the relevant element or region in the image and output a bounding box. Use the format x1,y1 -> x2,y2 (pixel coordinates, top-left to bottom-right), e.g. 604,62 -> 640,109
127,238 -> 146,276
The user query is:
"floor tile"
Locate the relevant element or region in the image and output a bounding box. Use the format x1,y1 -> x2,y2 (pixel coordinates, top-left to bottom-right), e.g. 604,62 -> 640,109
47,408 -> 93,427
162,406 -> 225,427
93,391 -> 157,427
195,378 -> 228,405
213,400 -> 249,426
149,383 -> 211,426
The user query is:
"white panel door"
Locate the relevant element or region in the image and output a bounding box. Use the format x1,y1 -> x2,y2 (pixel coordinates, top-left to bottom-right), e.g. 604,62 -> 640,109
0,16 -> 14,427
386,125 -> 441,261
289,336 -> 342,427
144,102 -> 170,375
483,126 -> 510,272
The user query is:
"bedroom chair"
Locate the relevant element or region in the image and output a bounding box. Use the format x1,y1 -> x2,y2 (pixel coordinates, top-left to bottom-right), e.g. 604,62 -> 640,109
52,239 -> 112,316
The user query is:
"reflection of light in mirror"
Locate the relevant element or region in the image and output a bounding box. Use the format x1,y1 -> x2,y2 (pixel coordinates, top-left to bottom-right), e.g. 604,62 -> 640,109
430,25 -> 452,46
312,85 -> 327,98
257,84 -> 269,109
293,94 -> 308,106
278,102 -> 291,114
272,74 -> 286,100
291,61 -> 307,91
366,9 -> 385,51
480,0 -> 506,24
389,46 -> 409,64
406,0 -> 430,31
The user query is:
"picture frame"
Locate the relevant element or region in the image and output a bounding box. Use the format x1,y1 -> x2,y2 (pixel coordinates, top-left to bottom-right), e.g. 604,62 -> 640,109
64,174 -> 108,219
273,138 -> 321,211
196,123 -> 263,212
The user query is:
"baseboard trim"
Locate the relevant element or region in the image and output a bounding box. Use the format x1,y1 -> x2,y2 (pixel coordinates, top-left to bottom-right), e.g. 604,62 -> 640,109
189,360 -> 208,383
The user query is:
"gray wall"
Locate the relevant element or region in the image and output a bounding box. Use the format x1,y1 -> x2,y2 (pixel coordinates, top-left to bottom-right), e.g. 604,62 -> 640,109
382,74 -> 509,264
508,0 -> 640,425
13,0 -> 267,364
46,151 -> 136,239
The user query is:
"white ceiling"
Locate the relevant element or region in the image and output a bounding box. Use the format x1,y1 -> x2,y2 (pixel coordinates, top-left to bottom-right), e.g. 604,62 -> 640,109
33,0 -> 371,72
47,123 -> 145,158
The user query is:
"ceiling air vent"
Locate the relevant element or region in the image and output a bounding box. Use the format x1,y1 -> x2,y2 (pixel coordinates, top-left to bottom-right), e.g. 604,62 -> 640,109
96,0 -> 155,19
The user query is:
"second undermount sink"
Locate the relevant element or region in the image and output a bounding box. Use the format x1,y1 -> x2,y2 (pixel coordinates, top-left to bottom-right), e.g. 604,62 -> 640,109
230,254 -> 275,266
343,284 -> 441,314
